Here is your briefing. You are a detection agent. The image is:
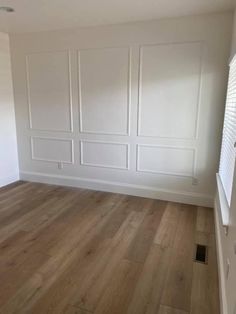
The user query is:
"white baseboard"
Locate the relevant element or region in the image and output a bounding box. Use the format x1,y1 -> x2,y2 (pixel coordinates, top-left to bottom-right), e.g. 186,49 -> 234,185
20,171 -> 213,207
214,198 -> 228,314
0,173 -> 19,188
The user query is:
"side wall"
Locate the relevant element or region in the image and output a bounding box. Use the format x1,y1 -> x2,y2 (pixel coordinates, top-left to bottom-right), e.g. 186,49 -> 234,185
230,10 -> 236,61
0,32 -> 19,187
215,9 -> 236,314
10,13 -> 232,206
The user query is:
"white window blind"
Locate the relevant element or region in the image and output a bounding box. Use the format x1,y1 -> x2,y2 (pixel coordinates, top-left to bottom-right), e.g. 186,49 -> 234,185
219,55 -> 236,206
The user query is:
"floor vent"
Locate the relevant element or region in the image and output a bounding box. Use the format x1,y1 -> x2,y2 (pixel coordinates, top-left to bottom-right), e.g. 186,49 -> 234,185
195,244 -> 208,264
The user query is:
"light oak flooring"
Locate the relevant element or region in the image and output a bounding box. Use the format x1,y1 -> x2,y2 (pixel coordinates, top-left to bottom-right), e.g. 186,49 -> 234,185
0,181 -> 220,314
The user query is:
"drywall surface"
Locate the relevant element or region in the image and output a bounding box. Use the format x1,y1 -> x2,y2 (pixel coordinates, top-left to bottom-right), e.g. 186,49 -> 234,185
230,10 -> 236,62
0,32 -> 19,187
10,13 -> 232,206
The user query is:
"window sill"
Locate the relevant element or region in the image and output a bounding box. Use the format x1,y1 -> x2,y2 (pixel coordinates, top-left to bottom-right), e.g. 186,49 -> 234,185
216,173 -> 230,227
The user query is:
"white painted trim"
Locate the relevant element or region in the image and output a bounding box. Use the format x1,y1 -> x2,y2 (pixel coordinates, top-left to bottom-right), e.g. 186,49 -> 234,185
26,50 -> 73,133
229,53 -> 236,67
30,136 -> 74,164
214,198 -> 228,314
194,41 -> 204,140
216,173 -> 230,227
137,41 -> 204,140
80,140 -> 130,170
20,170 -> 213,207
77,46 -> 131,136
0,173 -> 19,188
136,144 -> 196,178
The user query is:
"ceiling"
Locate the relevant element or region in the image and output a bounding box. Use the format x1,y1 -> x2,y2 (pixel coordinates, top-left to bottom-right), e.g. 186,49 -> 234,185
0,0 -> 235,34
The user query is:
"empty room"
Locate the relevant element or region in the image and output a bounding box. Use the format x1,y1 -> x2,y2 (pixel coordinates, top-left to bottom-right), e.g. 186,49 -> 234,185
0,0 -> 236,313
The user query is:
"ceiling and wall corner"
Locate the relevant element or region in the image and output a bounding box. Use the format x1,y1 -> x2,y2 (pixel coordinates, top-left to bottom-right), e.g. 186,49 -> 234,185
0,0 -> 235,33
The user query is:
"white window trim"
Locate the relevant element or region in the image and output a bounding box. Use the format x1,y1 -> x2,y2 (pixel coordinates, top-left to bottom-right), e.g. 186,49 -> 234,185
216,173 -> 230,227
216,54 -> 236,227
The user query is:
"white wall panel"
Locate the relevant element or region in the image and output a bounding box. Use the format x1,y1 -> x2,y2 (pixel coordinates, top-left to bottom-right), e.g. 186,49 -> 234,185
10,13 -> 233,206
31,137 -> 74,163
138,42 -> 202,139
137,145 -> 195,177
80,140 -> 129,169
0,33 -> 19,187
26,51 -> 72,132
78,47 -> 130,135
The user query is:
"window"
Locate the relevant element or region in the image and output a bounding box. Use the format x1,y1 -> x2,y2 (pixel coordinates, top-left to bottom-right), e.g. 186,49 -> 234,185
218,55 -> 236,210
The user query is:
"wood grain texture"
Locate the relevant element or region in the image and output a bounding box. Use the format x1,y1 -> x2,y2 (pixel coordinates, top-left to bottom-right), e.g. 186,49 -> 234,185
0,182 -> 220,314
158,305 -> 188,314
190,207 -> 220,314
160,205 -> 197,312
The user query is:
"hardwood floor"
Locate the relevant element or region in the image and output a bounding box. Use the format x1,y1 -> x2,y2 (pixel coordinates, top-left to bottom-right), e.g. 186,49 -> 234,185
0,181 -> 220,314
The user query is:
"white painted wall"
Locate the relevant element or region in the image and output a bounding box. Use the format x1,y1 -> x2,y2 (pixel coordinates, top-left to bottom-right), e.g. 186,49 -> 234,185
215,9 -> 236,314
0,32 -> 19,187
10,13 -> 232,206
230,10 -> 236,61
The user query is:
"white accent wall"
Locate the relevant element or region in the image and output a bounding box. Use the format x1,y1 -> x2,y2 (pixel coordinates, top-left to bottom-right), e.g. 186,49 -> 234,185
0,32 -> 19,187
10,13 -> 232,206
215,9 -> 236,314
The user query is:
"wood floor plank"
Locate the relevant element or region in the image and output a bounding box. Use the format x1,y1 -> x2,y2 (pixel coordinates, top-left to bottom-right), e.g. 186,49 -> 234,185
0,182 -> 54,208
196,206 -> 214,234
160,204 -> 197,312
0,182 -> 220,314
94,259 -> 142,314
0,196 -> 59,243
69,209 -> 148,313
64,305 -> 92,314
158,305 -> 188,314
1,194 -> 133,313
0,187 -> 86,245
0,251 -> 50,307
154,202 -> 181,248
125,200 -> 166,263
0,183 -> 38,211
0,185 -> 62,225
28,205 -> 147,313
127,244 -> 171,314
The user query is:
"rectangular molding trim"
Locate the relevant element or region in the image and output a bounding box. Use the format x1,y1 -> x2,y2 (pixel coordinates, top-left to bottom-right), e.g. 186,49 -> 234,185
136,144 -> 197,178
20,170 -> 214,208
80,140 -> 130,170
26,50 -> 73,133
137,41 -> 204,140
77,47 -> 131,136
30,136 -> 74,164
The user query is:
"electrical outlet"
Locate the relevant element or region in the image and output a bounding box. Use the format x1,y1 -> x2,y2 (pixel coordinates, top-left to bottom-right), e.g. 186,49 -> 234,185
192,177 -> 198,186
226,259 -> 230,280
58,162 -> 63,170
